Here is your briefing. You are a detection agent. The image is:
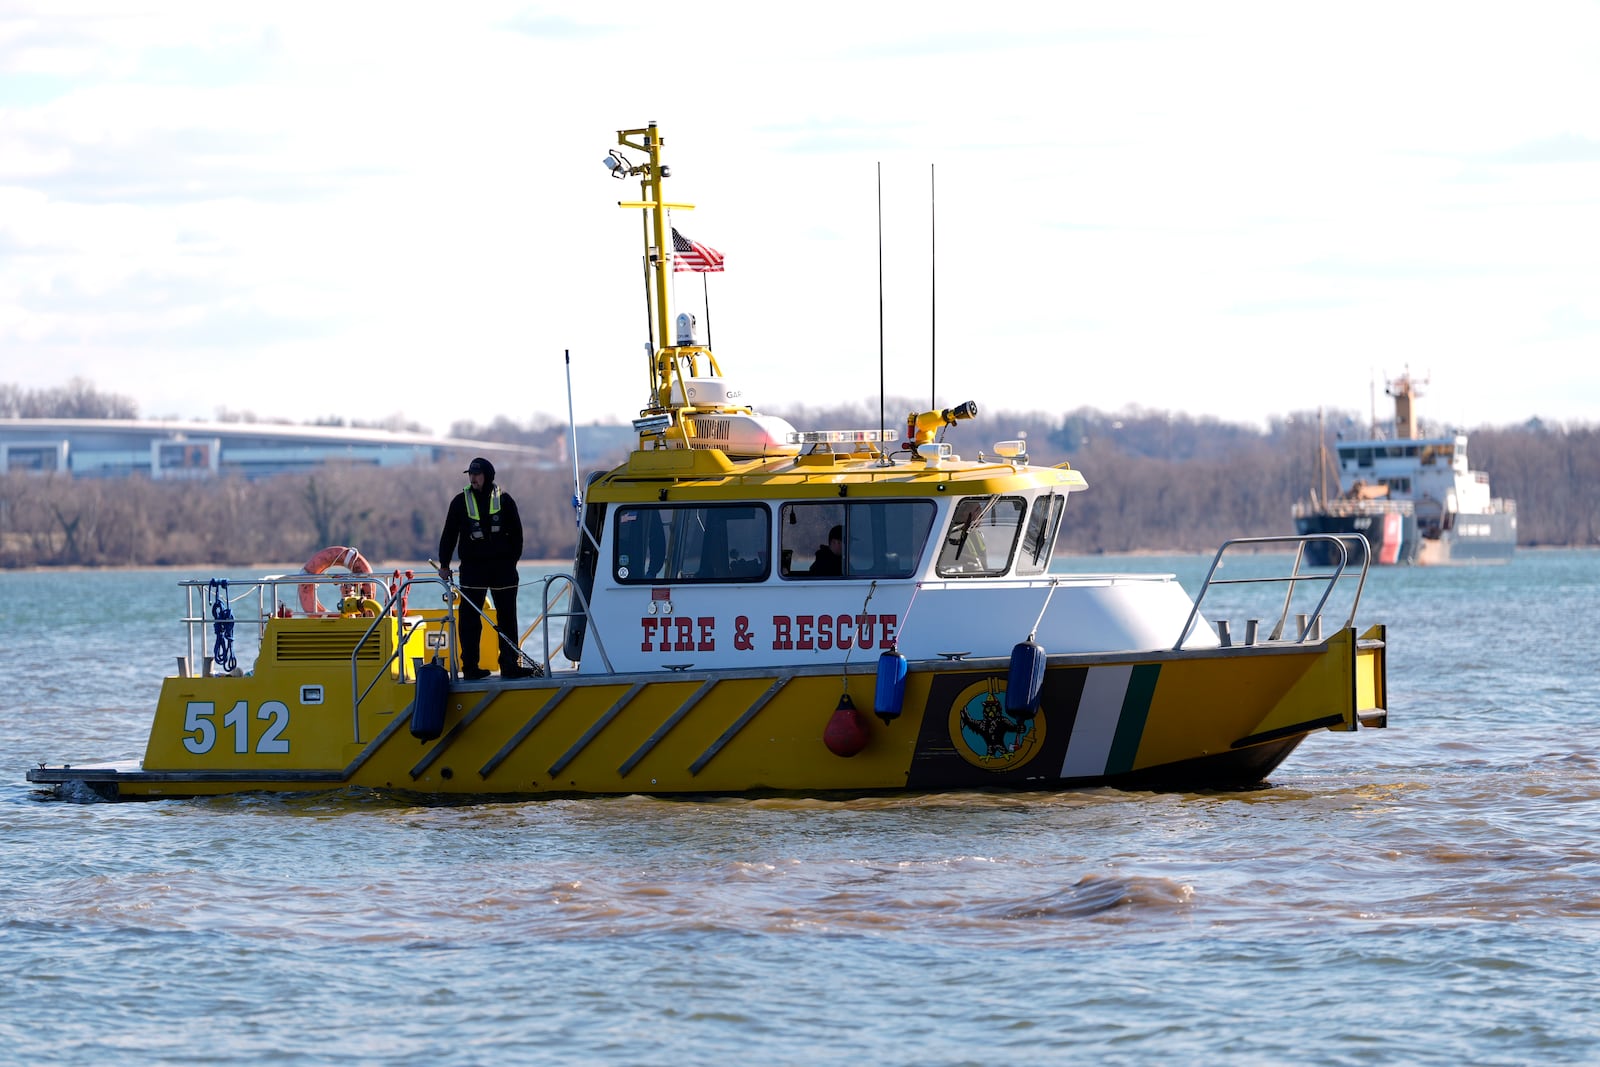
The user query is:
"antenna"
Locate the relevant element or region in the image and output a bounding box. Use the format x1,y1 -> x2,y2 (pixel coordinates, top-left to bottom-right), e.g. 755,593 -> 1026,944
702,273 -> 713,350
877,161 -> 885,445
1317,405 -> 1327,508
564,349 -> 582,526
930,163 -> 937,409
640,213 -> 655,398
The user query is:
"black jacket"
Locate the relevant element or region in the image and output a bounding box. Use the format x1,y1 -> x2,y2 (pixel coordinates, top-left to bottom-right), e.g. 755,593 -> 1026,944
439,483 -> 524,586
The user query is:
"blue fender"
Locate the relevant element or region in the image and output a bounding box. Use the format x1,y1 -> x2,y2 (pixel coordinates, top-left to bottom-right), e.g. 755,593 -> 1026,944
410,658 -> 450,741
1006,640 -> 1046,718
874,649 -> 908,724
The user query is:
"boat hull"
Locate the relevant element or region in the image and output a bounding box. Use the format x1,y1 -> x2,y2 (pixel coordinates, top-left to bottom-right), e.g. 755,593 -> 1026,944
1294,510 -> 1419,566
28,626 -> 1388,801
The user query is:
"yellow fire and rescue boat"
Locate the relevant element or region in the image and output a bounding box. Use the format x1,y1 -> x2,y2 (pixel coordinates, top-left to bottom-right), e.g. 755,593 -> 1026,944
27,122 -> 1388,802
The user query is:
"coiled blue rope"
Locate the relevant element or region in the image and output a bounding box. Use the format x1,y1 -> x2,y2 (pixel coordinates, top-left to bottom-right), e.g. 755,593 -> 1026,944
209,578 -> 237,673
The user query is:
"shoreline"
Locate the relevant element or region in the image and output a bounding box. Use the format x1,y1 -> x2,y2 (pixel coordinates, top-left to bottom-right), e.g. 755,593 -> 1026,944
3,545 -> 1587,575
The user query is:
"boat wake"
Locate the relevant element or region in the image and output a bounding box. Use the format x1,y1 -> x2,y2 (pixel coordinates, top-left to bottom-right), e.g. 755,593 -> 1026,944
977,872 -> 1196,922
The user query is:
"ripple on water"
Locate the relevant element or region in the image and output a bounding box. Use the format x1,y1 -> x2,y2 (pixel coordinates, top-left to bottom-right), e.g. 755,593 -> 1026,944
8,558 -> 1600,1064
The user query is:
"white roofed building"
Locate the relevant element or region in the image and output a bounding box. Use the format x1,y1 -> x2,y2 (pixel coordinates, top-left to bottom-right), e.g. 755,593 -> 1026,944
0,419 -> 549,480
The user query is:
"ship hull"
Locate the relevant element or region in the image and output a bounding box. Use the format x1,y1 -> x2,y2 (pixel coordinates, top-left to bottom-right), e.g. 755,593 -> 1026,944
1295,509 -> 1516,566
1294,510 -> 1419,566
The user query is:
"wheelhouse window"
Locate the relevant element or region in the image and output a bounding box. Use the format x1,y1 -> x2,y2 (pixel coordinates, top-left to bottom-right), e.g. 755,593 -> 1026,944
936,496 -> 1026,577
1339,446 -> 1378,470
780,500 -> 936,579
1016,493 -> 1065,576
613,504 -> 770,583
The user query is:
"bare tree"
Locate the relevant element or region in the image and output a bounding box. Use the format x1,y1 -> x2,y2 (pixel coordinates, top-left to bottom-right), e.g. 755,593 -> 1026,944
3,412 -> 1597,569
1,378 -> 139,419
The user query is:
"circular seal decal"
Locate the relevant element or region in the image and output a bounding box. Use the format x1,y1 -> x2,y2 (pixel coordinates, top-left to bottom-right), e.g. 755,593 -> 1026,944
947,677 -> 1045,771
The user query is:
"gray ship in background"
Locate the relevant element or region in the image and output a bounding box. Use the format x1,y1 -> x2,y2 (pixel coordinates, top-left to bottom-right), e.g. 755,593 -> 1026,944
1293,372 -> 1517,566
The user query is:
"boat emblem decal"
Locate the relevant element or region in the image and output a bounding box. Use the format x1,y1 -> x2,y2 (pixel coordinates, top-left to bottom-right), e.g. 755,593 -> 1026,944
946,677 -> 1045,772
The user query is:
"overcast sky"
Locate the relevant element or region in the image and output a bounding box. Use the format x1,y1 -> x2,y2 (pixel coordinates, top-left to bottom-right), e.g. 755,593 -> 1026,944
3,1 -> 1598,437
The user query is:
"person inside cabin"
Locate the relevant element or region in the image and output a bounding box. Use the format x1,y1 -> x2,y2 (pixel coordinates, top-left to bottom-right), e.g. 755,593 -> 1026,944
809,525 -> 844,575
437,457 -> 535,679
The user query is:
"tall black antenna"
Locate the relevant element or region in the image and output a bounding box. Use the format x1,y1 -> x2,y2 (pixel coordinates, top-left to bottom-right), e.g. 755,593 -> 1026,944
702,274 -> 713,350
877,161 -> 885,442
930,163 -> 937,409
639,213 -> 655,399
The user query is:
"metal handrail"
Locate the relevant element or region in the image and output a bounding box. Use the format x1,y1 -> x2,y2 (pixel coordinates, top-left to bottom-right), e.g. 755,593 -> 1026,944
444,579 -> 520,674
518,584 -> 566,648
179,576 -> 277,674
526,574 -> 573,671
350,575 -> 451,740
537,572 -> 613,674
1175,534 -> 1371,650
179,571 -> 450,744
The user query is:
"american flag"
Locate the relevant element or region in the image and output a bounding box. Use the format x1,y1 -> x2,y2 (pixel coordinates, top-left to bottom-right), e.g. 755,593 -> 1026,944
672,228 -> 724,272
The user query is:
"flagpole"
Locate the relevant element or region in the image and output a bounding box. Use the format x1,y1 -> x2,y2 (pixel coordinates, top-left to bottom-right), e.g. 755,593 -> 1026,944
639,208 -> 656,401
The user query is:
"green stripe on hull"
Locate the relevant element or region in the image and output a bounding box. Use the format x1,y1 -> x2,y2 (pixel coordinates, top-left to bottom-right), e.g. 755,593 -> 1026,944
1105,664 -> 1160,775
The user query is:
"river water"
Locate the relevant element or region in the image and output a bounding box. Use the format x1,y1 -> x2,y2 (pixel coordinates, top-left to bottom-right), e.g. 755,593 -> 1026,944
3,550 -> 1598,1065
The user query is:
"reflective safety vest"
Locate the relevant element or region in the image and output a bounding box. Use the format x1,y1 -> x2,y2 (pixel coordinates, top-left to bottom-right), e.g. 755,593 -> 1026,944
463,485 -> 502,541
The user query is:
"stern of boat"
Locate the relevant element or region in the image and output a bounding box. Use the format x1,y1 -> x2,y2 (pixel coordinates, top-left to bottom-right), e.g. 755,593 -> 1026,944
29,612 -> 430,800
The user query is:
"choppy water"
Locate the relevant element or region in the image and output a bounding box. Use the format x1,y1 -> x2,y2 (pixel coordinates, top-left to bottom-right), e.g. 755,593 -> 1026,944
4,551 -> 1599,1065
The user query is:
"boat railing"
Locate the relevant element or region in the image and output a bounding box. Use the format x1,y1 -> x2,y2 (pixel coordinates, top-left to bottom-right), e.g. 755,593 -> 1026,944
181,572 -> 453,743
518,581 -> 565,659
1291,497 -> 1414,518
180,577 -> 271,675
181,566 -> 611,682
531,572 -> 613,674
349,575 -> 454,739
1176,534 -> 1371,650
409,572 -> 607,679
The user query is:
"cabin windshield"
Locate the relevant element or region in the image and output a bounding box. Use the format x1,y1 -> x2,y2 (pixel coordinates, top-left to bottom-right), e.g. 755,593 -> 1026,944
613,504 -> 770,583
936,496 -> 1026,577
779,500 -> 936,579
1016,493 -> 1065,576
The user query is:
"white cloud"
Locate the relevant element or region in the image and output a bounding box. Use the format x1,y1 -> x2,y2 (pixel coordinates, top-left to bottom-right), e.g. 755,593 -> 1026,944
2,1 -> 1598,434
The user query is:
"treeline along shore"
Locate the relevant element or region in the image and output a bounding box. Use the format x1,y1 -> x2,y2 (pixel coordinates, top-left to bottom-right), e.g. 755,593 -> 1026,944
3,402 -> 1597,569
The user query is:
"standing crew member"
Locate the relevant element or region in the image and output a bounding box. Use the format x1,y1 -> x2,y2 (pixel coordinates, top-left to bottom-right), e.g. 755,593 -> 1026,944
437,457 -> 533,679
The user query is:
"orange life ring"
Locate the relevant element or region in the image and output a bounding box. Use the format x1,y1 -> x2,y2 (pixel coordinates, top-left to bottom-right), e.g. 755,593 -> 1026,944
298,546 -> 377,615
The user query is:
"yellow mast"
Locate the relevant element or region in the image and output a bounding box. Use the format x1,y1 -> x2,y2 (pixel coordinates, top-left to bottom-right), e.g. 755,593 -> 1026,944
612,123 -> 727,427
607,121 -> 971,464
